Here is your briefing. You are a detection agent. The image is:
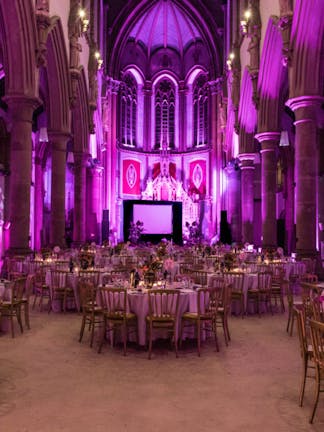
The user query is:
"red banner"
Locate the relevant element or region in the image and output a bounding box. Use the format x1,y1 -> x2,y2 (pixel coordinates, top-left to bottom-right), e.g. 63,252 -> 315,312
123,159 -> 141,195
189,159 -> 206,197
153,162 -> 160,180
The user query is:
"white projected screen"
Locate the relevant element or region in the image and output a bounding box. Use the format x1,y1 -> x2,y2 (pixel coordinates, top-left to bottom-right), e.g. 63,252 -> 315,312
133,204 -> 173,234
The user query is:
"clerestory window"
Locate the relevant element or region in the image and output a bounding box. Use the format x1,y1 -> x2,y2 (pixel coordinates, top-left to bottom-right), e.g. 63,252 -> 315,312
193,74 -> 208,147
120,74 -> 137,147
154,79 -> 175,149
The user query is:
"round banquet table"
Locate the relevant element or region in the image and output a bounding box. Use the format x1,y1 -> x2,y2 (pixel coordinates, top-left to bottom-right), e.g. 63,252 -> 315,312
100,285 -> 198,346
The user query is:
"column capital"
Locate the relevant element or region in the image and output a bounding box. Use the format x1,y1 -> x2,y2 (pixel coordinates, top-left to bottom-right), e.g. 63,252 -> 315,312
48,131 -> 71,152
48,130 -> 71,141
286,95 -> 324,123
89,164 -> 104,176
3,94 -> 42,121
255,131 -> 280,143
237,153 -> 256,169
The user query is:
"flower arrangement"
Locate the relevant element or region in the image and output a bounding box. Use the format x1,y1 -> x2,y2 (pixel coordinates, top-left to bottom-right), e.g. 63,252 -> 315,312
223,252 -> 235,271
185,220 -> 202,245
78,251 -> 94,270
114,242 -> 125,255
128,220 -> 144,244
156,241 -> 168,258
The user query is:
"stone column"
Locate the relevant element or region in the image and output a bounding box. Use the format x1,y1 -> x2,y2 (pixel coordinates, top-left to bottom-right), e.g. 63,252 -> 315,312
86,164 -> 103,243
286,96 -> 323,256
225,161 -> 241,242
34,155 -> 44,251
49,132 -> 69,247
4,95 -> 40,255
103,79 -> 119,235
73,152 -> 88,246
255,132 -> 280,248
238,153 -> 255,244
110,84 -> 118,228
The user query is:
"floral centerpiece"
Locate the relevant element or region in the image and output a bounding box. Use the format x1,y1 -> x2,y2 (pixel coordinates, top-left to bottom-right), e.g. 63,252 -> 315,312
223,252 -> 235,271
114,242 -> 125,255
128,220 -> 144,244
156,241 -> 168,259
78,251 -> 94,270
185,220 -> 202,245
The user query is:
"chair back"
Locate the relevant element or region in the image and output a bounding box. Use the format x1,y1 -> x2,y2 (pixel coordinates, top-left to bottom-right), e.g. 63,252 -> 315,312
24,274 -> 35,300
295,307 -> 309,358
197,288 -> 222,318
54,260 -> 69,271
147,289 -> 180,320
79,270 -> 100,287
51,270 -> 68,289
309,319 -> 324,369
300,273 -> 318,284
224,272 -> 244,293
309,296 -> 324,322
301,258 -> 316,274
190,270 -> 207,287
12,277 -> 26,303
269,264 -> 285,283
78,279 -> 96,309
257,271 -> 272,291
101,287 -> 128,319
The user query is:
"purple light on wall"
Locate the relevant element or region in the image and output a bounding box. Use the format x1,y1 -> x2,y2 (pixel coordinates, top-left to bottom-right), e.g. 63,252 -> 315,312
239,69 -> 257,132
258,18 -> 284,99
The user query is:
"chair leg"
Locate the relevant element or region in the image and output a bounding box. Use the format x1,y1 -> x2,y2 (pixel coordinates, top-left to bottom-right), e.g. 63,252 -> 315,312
309,366 -> 321,423
213,320 -> 219,352
90,317 -> 96,348
290,312 -> 295,336
32,293 -> 38,309
197,321 -> 201,357
10,314 -> 15,338
79,314 -> 86,343
148,324 -> 153,359
24,304 -> 30,329
122,324 -> 127,356
286,307 -> 292,333
299,357 -> 308,407
179,320 -> 184,348
16,308 -> 24,334
222,316 -> 229,346
174,325 -> 178,358
98,317 -> 106,354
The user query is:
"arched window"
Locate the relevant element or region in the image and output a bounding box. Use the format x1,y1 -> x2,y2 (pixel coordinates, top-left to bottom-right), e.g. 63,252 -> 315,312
120,74 -> 137,147
155,79 -> 175,149
193,74 -> 209,147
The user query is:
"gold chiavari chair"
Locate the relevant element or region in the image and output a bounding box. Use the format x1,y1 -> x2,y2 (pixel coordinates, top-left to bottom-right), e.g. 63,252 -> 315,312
181,287 -> 221,356
295,308 -> 315,408
146,289 -> 180,359
78,279 -> 103,348
98,287 -> 137,355
0,277 -> 26,337
224,272 -> 245,317
308,319 -> 324,423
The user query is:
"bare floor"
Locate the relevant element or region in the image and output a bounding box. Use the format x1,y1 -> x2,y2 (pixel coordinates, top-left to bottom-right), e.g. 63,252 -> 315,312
0,306 -> 323,432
